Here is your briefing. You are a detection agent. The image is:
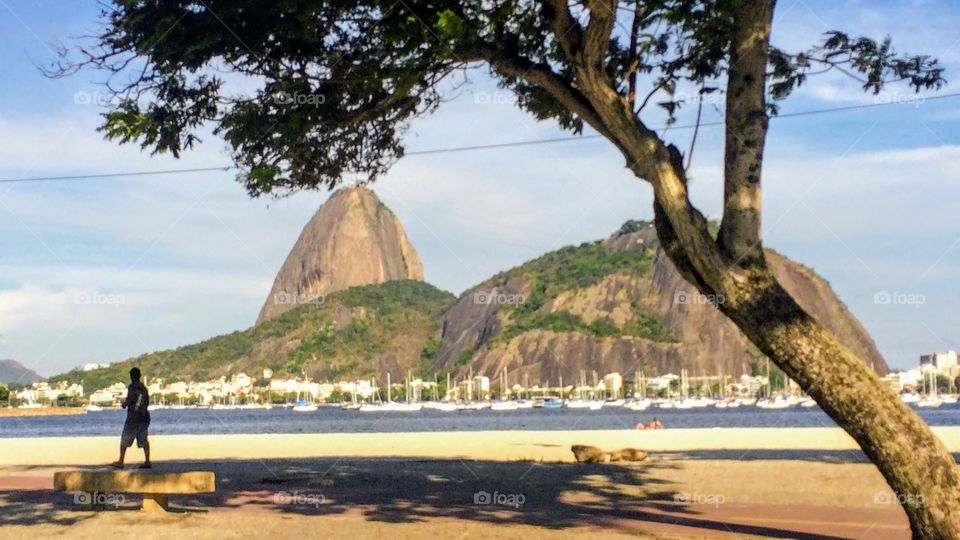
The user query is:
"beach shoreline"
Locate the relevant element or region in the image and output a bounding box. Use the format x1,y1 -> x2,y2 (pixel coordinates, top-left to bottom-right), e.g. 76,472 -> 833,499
0,407 -> 86,418
3,426 -> 959,465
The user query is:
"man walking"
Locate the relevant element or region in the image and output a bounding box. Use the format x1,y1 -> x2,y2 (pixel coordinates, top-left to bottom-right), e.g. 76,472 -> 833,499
111,367 -> 152,469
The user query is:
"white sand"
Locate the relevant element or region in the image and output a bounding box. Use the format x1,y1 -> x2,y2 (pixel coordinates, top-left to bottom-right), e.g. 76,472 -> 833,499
2,427 -> 959,465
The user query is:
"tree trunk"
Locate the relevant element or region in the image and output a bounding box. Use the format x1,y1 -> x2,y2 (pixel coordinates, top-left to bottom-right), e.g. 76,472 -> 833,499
522,3 -> 960,535
718,265 -> 960,537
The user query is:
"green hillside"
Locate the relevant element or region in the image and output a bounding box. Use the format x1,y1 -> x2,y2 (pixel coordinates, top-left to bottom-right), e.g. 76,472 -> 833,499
51,280 -> 454,392
453,226 -> 677,367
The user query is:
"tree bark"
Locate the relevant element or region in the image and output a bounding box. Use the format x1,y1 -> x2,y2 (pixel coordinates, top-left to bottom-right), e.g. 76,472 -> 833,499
510,3 -> 960,535
717,264 -> 960,537
718,0 -> 774,263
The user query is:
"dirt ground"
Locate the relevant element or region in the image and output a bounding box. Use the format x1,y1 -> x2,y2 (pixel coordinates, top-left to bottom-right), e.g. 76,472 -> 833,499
0,454 -> 910,539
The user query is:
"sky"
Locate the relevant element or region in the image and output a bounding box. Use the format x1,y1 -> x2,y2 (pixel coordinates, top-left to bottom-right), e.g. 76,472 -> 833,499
1,1 -> 960,376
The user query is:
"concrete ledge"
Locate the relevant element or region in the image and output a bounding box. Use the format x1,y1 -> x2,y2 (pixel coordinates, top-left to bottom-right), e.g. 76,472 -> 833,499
53,470 -> 215,494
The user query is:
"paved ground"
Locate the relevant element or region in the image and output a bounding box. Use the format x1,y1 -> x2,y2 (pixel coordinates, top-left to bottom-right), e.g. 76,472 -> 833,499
0,456 -> 910,539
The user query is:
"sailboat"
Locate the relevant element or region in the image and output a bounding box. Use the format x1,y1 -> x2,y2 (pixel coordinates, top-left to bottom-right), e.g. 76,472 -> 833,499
292,390 -> 318,412
917,370 -> 942,408
490,370 -> 519,410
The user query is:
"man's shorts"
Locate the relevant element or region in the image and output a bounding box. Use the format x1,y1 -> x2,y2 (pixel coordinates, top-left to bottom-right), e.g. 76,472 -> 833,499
120,419 -> 150,449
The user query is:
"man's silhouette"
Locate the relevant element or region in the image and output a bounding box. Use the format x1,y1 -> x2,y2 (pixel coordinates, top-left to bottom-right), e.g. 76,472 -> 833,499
111,367 -> 151,469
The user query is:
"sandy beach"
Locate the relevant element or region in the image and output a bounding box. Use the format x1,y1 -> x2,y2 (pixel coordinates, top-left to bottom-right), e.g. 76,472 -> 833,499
2,426 -> 960,465
0,407 -> 86,418
2,427 -> 955,538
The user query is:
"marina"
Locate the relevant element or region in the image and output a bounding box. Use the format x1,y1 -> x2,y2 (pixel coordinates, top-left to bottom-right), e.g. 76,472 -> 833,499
5,399 -> 960,438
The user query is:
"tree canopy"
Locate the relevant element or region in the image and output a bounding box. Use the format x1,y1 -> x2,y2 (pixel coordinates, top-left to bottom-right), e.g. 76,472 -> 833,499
55,1 -> 943,196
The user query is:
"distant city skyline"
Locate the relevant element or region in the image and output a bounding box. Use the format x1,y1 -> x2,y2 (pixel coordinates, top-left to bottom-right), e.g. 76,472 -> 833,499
2,1 -> 960,374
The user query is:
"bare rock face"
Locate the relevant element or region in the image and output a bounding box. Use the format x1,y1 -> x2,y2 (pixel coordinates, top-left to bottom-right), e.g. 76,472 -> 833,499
257,186 -> 424,323
435,221 -> 888,384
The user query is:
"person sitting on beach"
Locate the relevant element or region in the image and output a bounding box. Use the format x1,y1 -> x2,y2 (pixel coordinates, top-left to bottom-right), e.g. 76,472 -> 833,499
111,367 -> 151,469
634,417 -> 664,430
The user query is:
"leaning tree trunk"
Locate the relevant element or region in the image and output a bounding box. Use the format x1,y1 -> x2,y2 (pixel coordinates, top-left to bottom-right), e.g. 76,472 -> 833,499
648,199 -> 960,537
718,265 -> 960,537
521,1 -> 960,533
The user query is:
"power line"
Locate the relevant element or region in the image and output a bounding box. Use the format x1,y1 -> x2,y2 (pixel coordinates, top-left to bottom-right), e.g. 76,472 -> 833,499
2,91 -> 958,184
0,166 -> 233,184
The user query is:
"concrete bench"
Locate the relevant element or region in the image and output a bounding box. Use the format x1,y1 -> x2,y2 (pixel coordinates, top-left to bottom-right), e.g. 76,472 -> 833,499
54,470 -> 216,512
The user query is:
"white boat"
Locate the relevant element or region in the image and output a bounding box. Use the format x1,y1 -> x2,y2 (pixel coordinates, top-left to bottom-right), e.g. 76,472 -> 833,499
84,404 -> 104,412
588,400 -> 604,410
623,399 -> 651,411
433,402 -> 459,412
565,399 -> 592,409
916,398 -> 942,409
361,401 -> 423,412
799,398 -> 818,408
689,397 -> 713,408
900,393 -> 921,404
292,404 -> 319,412
490,401 -> 520,411
340,402 -> 362,410
18,402 -> 44,409
757,397 -> 792,409
460,402 -> 489,411
604,399 -> 625,407
515,400 -> 535,409
389,402 -> 423,412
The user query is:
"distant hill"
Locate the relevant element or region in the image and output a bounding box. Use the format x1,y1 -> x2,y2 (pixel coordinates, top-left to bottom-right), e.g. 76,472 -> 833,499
0,359 -> 43,385
50,281 -> 454,391
49,205 -> 888,395
434,220 -> 889,385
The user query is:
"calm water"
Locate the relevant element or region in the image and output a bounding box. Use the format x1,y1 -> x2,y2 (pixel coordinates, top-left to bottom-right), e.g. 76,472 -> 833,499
3,404 -> 960,438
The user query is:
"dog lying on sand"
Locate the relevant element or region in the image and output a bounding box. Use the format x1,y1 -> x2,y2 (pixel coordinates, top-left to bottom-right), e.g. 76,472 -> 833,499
571,444 -> 648,463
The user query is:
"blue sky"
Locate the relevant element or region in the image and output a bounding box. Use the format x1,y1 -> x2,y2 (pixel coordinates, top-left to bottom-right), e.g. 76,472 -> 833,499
1,1 -> 960,376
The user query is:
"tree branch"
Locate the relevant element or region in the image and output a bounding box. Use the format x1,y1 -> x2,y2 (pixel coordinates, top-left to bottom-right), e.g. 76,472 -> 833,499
717,0 -> 776,266
537,0 -> 583,59
478,46 -> 613,143
583,0 -> 618,67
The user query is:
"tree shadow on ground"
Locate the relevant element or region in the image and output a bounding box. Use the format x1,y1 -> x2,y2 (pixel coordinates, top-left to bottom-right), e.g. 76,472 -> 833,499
0,456 -> 855,538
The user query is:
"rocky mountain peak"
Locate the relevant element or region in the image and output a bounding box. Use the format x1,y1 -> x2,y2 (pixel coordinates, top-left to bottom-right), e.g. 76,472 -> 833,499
257,186 -> 424,323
